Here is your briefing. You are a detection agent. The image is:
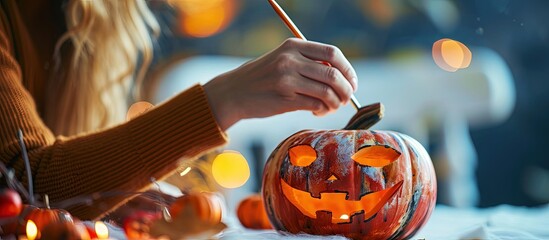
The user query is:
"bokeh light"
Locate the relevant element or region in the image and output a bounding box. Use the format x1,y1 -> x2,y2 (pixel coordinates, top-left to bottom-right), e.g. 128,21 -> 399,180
212,150 -> 250,189
360,0 -> 396,27
26,220 -> 38,240
170,0 -> 238,38
95,221 -> 109,239
126,101 -> 154,121
432,38 -> 472,72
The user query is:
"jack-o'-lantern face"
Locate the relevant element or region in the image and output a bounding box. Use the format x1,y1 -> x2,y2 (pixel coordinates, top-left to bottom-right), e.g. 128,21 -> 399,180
281,144 -> 403,224
262,130 -> 437,240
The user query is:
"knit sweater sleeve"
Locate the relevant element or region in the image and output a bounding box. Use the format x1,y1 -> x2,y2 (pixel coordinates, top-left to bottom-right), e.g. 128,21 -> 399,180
0,22 -> 228,219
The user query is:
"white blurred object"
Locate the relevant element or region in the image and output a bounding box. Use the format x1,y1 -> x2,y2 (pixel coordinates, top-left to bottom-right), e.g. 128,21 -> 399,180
152,47 -> 515,210
441,113 -> 480,207
421,0 -> 460,32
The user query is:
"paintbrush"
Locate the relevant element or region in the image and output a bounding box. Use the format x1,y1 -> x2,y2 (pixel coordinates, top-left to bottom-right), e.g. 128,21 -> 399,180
267,0 -> 383,130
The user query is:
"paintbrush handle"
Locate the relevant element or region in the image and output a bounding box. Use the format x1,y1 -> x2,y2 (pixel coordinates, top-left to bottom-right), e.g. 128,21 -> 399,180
267,0 -> 307,40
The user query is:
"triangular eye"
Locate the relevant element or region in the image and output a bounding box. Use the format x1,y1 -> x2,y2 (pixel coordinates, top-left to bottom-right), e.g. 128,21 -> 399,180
351,145 -> 401,167
289,145 -> 317,167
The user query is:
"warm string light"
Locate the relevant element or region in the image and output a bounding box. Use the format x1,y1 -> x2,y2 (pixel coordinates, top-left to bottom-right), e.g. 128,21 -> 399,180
95,221 -> 109,239
212,150 -> 250,188
432,38 -> 472,72
26,220 -> 38,240
179,166 -> 192,177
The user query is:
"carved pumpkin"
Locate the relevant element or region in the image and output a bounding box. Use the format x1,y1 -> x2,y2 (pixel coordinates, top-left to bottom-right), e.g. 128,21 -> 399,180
262,130 -> 436,239
236,194 -> 272,229
169,192 -> 223,224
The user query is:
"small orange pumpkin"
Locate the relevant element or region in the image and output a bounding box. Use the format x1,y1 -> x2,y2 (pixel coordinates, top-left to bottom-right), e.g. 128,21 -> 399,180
25,207 -> 73,228
19,195 -> 75,239
40,221 -> 90,240
123,211 -> 161,239
236,194 -> 272,230
169,192 -> 223,224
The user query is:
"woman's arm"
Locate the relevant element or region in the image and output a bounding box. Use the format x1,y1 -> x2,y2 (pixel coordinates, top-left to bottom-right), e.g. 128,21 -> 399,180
0,25 -> 227,219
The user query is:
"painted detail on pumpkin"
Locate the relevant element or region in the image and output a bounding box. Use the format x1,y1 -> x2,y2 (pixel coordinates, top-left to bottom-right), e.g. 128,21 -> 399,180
351,145 -> 401,167
281,179 -> 403,223
289,145 -> 317,167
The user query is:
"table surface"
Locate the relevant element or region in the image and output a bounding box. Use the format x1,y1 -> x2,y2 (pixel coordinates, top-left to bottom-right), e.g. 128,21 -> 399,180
219,204 -> 549,240
102,203 -> 549,239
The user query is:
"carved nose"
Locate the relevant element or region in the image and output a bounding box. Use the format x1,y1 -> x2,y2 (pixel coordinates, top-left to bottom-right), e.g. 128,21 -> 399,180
327,174 -> 338,181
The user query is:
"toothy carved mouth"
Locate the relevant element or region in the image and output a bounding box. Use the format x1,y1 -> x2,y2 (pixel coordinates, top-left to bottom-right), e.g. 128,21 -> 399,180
281,179 -> 403,223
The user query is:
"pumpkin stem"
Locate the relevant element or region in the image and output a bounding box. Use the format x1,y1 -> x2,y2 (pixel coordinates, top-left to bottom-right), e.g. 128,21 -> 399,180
344,103 -> 384,130
45,194 -> 50,209
17,129 -> 35,205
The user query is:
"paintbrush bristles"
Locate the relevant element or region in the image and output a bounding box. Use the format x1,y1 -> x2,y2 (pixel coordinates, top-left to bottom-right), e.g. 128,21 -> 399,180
343,102 -> 384,130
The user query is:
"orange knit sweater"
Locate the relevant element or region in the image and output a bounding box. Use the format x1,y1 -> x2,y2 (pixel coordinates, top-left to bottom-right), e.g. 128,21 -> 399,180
0,0 -> 227,219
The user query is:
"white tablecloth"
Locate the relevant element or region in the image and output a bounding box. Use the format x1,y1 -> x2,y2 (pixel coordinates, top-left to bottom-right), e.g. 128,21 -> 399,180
220,204 -> 549,240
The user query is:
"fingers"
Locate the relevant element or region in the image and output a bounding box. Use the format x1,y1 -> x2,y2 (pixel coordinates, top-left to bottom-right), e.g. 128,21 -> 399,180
292,76 -> 342,112
282,38 -> 358,91
287,94 -> 330,116
298,58 -> 353,104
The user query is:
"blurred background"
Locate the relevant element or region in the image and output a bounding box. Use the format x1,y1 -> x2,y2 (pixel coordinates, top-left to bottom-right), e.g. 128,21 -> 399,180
144,0 -> 548,211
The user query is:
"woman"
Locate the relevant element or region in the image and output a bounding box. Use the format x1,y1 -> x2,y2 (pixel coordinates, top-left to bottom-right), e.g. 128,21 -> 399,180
0,0 -> 357,219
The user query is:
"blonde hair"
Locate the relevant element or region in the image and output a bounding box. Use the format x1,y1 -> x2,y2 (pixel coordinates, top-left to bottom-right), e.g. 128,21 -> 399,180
46,0 -> 160,136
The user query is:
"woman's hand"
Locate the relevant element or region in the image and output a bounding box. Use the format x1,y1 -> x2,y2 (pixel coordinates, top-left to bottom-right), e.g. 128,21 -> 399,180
204,38 -> 358,131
